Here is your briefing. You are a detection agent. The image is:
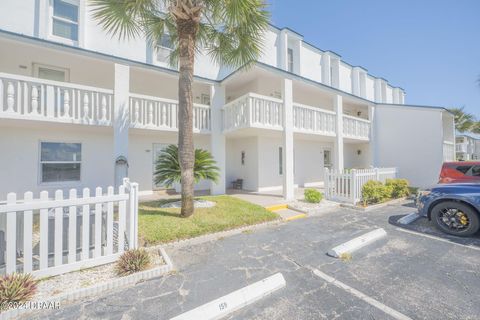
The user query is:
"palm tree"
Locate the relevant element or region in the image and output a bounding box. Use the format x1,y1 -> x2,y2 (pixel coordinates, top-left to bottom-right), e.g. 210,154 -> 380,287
91,0 -> 269,216
154,144 -> 219,188
449,107 -> 475,132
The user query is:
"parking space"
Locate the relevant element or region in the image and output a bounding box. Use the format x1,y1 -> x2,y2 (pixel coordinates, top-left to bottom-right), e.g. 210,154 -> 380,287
31,200 -> 480,320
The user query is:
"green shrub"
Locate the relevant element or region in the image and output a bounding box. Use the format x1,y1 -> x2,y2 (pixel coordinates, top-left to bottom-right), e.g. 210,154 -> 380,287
304,188 -> 323,203
361,180 -> 390,205
115,249 -> 151,276
0,273 -> 38,310
385,179 -> 410,198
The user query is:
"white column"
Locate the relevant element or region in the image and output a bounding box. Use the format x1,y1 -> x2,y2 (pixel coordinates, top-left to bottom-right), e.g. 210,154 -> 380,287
392,88 -> 401,104
210,84 -> 226,195
368,105 -> 376,167
359,69 -> 367,98
278,30 -> 288,71
321,53 -> 331,86
114,63 -> 130,188
330,57 -> 340,89
334,95 -> 344,171
351,67 -> 361,96
282,78 -> 294,200
374,78 -> 382,103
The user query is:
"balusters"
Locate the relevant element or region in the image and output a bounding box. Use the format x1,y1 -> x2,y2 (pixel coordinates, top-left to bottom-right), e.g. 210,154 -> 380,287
83,92 -> 90,122
101,95 -> 107,121
31,85 -> 39,115
63,90 -> 70,118
0,78 -> 3,112
148,102 -> 154,125
6,81 -> 14,113
134,100 -> 140,124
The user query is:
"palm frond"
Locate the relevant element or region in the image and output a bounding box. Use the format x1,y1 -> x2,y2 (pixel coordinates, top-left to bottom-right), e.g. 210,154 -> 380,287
90,0 -> 157,39
154,144 -> 219,187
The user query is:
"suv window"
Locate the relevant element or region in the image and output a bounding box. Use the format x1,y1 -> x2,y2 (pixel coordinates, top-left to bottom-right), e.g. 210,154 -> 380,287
469,165 -> 480,177
454,165 -> 472,174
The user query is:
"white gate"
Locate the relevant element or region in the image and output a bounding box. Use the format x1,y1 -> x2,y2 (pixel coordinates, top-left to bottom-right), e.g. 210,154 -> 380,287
324,168 -> 397,204
0,178 -> 138,278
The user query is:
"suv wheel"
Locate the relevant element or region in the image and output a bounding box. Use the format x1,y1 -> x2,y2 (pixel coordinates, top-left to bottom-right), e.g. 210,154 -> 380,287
431,201 -> 479,237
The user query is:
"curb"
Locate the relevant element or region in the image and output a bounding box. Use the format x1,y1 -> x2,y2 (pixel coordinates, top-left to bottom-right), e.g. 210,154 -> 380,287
397,212 -> 420,225
327,228 -> 387,258
0,249 -> 174,320
341,197 -> 409,212
170,273 -> 286,320
158,219 -> 283,250
265,204 -> 288,212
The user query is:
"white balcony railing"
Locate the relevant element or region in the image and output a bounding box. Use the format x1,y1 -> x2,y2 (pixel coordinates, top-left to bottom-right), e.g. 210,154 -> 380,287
443,141 -> 455,161
129,93 -> 211,133
456,143 -> 467,153
293,103 -> 336,136
223,93 -> 283,132
0,73 -> 113,126
343,115 -> 370,140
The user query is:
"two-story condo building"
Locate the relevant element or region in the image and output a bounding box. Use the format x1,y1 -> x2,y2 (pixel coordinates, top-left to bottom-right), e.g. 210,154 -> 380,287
456,134 -> 480,161
0,1 -> 455,200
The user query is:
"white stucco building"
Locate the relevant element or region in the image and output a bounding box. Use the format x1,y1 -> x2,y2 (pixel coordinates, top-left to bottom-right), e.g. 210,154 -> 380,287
0,1 -> 456,201
456,134 -> 480,161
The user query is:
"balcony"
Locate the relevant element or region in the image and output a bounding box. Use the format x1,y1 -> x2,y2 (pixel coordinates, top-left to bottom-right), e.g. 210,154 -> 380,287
129,93 -> 211,133
222,93 -> 283,132
293,103 -> 336,136
456,143 -> 467,153
0,73 -> 113,126
342,115 -> 370,140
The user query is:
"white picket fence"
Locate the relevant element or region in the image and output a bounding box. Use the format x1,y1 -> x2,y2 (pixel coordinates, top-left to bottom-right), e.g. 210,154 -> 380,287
324,167 -> 398,204
0,179 -> 138,278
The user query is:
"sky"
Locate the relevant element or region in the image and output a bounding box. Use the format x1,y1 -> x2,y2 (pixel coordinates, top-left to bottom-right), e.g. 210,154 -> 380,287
268,0 -> 480,117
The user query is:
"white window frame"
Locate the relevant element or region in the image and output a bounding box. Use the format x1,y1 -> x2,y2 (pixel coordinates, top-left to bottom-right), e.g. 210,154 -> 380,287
154,33 -> 177,69
38,140 -> 83,186
33,63 -> 70,82
48,0 -> 81,46
323,148 -> 332,168
287,48 -> 294,73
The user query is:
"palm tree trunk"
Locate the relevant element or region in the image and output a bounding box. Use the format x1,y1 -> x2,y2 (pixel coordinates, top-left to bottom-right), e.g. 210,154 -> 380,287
177,19 -> 197,217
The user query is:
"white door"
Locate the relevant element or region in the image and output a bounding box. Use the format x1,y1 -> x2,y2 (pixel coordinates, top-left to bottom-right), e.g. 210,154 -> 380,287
152,143 -> 169,190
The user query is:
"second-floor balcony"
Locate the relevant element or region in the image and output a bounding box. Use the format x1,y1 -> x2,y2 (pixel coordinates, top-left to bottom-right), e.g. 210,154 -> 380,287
0,72 -> 371,140
0,73 -> 114,126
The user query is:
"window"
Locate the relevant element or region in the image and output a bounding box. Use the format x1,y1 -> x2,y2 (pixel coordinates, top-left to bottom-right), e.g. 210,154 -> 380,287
52,0 -> 79,41
279,147 -> 283,175
40,142 -> 81,183
34,64 -> 69,82
287,48 -> 294,72
470,166 -> 480,177
201,94 -> 211,105
156,34 -> 174,62
324,150 -> 332,167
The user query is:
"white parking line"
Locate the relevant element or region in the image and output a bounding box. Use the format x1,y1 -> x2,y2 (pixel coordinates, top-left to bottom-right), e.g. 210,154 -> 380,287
395,227 -> 480,252
310,267 -> 412,320
397,212 -> 420,225
169,273 -> 286,320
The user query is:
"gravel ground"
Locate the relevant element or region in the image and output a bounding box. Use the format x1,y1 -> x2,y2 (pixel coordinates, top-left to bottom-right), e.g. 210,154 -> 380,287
35,247 -> 165,301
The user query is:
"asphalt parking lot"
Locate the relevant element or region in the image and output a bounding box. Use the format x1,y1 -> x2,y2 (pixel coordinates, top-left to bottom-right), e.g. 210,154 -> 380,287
30,200 -> 480,320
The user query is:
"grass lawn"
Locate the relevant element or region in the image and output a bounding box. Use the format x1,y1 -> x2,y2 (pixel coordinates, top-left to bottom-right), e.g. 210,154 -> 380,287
138,195 -> 279,245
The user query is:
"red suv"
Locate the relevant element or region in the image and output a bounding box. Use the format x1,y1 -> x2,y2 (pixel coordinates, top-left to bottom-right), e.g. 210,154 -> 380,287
439,162 -> 480,183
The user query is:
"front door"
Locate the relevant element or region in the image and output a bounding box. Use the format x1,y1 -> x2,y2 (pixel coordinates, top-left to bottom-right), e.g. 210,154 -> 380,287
152,143 -> 169,190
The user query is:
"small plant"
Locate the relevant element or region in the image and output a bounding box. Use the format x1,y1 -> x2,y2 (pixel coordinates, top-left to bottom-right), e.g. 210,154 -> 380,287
362,180 -> 390,206
339,252 -> 352,262
304,188 -> 323,203
0,273 -> 38,309
115,249 -> 151,276
385,179 -> 410,198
